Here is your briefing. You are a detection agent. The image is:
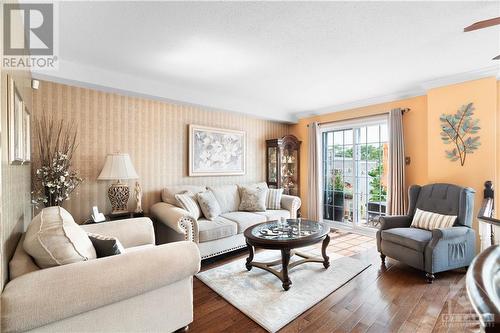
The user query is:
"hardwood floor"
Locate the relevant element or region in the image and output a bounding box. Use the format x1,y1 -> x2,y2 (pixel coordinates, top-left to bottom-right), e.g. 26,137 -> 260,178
191,231 -> 480,333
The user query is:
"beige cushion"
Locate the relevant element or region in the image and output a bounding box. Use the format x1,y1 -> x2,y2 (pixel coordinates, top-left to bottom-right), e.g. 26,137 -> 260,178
411,208 -> 457,230
9,234 -> 40,280
208,185 -> 240,213
23,206 -> 97,268
198,217 -> 238,242
239,186 -> 268,212
241,182 -> 269,190
161,185 -> 206,207
196,191 -> 222,221
80,217 -> 155,248
221,211 -> 267,233
255,209 -> 290,221
175,193 -> 202,220
122,244 -> 155,253
266,188 -> 283,210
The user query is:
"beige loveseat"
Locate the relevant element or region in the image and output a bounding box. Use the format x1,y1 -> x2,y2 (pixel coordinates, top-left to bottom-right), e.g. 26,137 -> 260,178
150,183 -> 301,259
1,218 -> 200,333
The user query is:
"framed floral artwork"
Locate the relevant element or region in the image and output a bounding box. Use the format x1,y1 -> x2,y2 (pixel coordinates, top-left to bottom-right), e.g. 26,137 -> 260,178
189,125 -> 246,176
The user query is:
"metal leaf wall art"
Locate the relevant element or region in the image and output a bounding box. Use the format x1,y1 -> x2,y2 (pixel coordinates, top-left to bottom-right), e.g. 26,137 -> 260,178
440,102 -> 480,166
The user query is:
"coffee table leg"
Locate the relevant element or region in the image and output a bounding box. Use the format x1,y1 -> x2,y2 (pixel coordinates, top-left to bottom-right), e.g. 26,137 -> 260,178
322,234 -> 331,269
281,248 -> 292,290
245,242 -> 254,271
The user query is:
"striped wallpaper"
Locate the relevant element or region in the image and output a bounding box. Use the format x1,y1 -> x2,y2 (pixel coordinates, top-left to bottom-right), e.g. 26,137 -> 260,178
1,70 -> 32,289
32,81 -> 289,223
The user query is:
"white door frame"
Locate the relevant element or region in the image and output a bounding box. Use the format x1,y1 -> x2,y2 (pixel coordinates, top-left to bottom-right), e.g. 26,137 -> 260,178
320,115 -> 388,237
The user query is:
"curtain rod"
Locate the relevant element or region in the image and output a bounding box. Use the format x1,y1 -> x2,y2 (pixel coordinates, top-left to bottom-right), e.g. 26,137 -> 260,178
306,108 -> 411,127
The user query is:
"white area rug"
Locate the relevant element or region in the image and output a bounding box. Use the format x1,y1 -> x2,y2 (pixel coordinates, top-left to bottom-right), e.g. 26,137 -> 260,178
196,248 -> 370,332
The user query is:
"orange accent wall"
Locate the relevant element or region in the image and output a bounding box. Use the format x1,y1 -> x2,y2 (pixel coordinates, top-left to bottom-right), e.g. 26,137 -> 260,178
497,80 -> 500,211
291,77 -> 499,248
426,77 -> 497,234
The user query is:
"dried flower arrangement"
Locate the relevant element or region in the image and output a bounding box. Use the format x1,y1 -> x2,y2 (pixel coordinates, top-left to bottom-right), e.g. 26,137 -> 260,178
32,116 -> 82,207
440,102 -> 481,166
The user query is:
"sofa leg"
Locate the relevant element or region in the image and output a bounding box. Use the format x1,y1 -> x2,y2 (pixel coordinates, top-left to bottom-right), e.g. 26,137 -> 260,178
380,254 -> 386,264
175,326 -> 189,332
425,273 -> 435,284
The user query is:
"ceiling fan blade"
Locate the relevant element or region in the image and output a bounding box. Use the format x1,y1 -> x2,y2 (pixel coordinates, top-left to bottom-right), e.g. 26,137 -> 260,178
493,54 -> 500,60
464,17 -> 500,32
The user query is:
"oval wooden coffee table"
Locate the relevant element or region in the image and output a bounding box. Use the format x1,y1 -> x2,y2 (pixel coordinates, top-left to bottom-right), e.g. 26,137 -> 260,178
243,219 -> 330,291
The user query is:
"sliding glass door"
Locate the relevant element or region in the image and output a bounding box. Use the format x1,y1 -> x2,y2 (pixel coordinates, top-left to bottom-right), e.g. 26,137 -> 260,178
322,118 -> 388,231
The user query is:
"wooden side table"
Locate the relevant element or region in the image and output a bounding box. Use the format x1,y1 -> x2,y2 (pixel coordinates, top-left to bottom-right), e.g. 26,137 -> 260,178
106,212 -> 145,221
84,212 -> 145,224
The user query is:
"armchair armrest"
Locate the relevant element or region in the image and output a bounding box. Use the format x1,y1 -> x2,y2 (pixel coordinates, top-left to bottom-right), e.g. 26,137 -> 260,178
81,217 -> 155,248
379,215 -> 412,230
1,241 -> 201,333
431,226 -> 471,240
424,226 -> 476,274
281,195 -> 301,219
150,202 -> 199,243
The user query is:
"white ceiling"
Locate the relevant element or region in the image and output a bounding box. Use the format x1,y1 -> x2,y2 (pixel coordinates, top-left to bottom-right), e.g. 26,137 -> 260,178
33,1 -> 500,123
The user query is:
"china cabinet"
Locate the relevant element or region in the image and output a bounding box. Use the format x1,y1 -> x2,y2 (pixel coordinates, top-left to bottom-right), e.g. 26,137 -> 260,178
266,135 -> 301,196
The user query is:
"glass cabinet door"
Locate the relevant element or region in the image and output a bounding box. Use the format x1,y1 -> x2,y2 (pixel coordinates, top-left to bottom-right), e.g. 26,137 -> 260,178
281,147 -> 298,196
267,147 -> 278,184
266,135 -> 301,196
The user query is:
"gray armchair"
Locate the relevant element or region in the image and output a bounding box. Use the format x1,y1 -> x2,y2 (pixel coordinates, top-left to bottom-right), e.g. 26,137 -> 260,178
377,183 -> 476,282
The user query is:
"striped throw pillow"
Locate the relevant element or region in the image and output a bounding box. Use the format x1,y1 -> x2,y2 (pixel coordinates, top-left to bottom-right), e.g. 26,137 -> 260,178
266,188 -> 283,210
175,193 -> 201,220
411,208 -> 457,230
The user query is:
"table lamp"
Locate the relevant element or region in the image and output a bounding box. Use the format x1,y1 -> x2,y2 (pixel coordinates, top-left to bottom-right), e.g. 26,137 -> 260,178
98,153 -> 138,215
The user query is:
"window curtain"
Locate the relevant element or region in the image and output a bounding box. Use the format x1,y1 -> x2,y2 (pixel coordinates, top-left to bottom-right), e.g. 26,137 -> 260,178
307,122 -> 322,221
388,109 -> 406,215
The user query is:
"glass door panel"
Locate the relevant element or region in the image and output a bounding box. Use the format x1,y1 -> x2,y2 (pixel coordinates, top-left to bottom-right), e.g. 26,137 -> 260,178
322,121 -> 388,231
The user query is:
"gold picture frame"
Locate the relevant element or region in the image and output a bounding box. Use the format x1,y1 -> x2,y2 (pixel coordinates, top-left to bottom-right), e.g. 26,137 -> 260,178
7,75 -> 31,164
23,106 -> 31,163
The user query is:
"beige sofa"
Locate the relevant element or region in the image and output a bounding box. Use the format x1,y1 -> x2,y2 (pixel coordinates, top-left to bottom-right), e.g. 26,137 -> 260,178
150,184 -> 301,259
1,218 -> 200,333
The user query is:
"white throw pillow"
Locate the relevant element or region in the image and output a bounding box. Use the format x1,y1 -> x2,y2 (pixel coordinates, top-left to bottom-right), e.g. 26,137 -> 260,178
161,185 -> 207,207
239,186 -> 268,212
196,191 -> 222,221
23,206 -> 97,268
266,188 -> 283,210
207,185 -> 240,213
175,192 -> 202,220
410,208 -> 457,230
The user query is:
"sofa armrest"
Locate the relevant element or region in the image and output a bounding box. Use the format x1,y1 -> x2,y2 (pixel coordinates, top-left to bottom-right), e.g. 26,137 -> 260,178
81,217 -> 155,248
281,195 -> 301,219
150,202 -> 199,243
1,241 -> 201,333
379,215 -> 412,230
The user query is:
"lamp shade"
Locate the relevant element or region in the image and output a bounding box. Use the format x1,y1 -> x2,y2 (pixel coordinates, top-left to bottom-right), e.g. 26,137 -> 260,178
97,153 -> 138,181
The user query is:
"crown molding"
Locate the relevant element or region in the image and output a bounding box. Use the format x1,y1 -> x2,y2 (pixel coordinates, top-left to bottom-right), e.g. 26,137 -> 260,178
294,65 -> 500,121
420,65 -> 499,90
293,88 -> 426,120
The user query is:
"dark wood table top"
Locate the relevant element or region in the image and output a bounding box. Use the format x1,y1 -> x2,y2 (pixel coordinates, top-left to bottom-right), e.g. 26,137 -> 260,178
244,219 -> 330,249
